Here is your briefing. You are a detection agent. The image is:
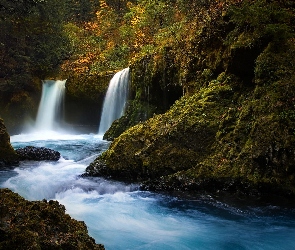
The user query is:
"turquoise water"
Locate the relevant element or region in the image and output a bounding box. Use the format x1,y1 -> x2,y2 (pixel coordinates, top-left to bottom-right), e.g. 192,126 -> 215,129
1,133 -> 295,250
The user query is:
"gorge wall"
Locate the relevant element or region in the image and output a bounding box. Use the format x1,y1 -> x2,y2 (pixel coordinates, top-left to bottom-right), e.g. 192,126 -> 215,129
86,1 -> 295,198
0,119 -> 18,167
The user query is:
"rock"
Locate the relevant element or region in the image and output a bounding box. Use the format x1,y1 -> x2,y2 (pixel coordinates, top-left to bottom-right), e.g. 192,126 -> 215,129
85,40 -> 295,198
16,146 -> 60,161
0,188 -> 105,249
83,1 -> 295,199
0,118 -> 18,167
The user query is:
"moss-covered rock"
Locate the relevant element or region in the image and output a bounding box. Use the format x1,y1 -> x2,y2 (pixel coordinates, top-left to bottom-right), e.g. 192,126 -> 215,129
0,188 -> 105,250
83,1 -> 295,198
65,72 -> 112,103
0,78 -> 40,134
0,118 -> 18,167
87,70 -> 295,197
86,79 -> 236,181
103,100 -> 159,141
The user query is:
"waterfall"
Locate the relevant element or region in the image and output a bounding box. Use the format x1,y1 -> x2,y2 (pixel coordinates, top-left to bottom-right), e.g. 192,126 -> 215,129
98,68 -> 130,134
35,80 -> 66,131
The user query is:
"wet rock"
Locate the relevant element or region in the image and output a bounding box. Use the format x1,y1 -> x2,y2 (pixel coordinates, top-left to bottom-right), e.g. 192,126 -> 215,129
0,188 -> 105,249
0,118 -> 18,167
16,146 -> 60,161
85,1 -> 295,199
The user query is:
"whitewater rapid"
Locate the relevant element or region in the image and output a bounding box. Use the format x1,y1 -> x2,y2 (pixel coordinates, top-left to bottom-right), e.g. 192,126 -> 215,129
1,133 -> 295,250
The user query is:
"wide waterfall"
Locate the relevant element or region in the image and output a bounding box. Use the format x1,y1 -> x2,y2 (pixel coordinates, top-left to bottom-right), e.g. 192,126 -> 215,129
98,68 -> 130,134
35,80 -> 66,131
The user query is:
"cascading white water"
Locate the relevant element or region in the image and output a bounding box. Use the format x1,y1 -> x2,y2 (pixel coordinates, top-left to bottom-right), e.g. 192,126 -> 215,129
2,134 -> 295,250
98,68 -> 130,134
35,80 -> 66,131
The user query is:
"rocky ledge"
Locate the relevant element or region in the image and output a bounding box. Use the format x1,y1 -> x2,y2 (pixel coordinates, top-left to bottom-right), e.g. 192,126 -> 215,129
16,146 -> 61,161
0,118 -> 18,167
0,188 -> 105,249
85,35 -> 295,200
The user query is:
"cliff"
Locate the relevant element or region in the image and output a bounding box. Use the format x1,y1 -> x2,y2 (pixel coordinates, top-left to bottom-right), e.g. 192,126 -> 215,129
0,118 -> 18,167
86,1 -> 295,198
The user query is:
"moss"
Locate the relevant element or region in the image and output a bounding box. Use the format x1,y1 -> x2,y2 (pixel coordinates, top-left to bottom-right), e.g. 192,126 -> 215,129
0,118 -> 18,165
87,38 -> 295,197
0,188 -> 105,250
87,81 -> 236,181
83,2 -> 295,198
255,41 -> 295,85
103,100 -> 159,141
102,54 -> 183,141
65,72 -> 113,103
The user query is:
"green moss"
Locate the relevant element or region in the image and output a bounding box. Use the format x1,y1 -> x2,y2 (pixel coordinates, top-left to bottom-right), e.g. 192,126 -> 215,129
87,81 -> 236,181
0,188 -> 105,250
103,100 -> 159,141
65,72 -> 113,103
88,39 -> 295,196
0,118 -> 18,164
255,41 -> 295,85
85,1 -> 295,198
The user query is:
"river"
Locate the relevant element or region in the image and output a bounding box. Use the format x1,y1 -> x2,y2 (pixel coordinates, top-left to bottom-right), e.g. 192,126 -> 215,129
1,132 -> 295,250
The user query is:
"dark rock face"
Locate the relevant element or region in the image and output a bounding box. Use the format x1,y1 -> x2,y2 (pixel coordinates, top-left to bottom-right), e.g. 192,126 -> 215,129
0,188 -> 105,249
0,118 -> 18,167
86,39 -> 295,198
16,146 -> 60,161
84,0 -> 295,199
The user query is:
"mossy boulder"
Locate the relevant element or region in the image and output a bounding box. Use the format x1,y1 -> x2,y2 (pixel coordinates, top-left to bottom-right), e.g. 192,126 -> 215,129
103,100 -> 159,141
86,80 -> 236,181
86,39 -> 295,197
0,118 -> 18,167
86,1 -> 295,198
0,188 -> 105,250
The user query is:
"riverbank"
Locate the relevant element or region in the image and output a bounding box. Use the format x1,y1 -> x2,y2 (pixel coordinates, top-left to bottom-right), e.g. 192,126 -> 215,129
85,1 -> 295,200
0,188 -> 104,249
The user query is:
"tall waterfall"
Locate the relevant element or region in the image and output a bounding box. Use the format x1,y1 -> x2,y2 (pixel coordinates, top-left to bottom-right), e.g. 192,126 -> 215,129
99,68 -> 130,134
35,80 -> 66,131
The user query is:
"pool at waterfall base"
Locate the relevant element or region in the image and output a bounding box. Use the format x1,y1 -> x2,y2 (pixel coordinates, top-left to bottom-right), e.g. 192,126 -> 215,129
1,133 -> 295,250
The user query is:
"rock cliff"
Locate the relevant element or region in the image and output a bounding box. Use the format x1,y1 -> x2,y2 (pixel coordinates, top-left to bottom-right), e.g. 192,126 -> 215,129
0,118 -> 18,167
86,1 -> 295,198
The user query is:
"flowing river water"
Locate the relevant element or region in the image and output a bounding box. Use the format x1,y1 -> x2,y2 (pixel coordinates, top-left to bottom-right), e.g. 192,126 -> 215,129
1,132 -> 295,250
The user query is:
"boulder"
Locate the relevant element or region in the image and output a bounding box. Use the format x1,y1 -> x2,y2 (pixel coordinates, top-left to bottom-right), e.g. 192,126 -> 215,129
16,146 -> 60,161
0,118 -> 18,167
0,188 -> 105,249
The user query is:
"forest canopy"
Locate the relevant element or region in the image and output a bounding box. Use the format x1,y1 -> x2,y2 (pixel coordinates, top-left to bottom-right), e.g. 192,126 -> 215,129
0,0 -> 294,110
